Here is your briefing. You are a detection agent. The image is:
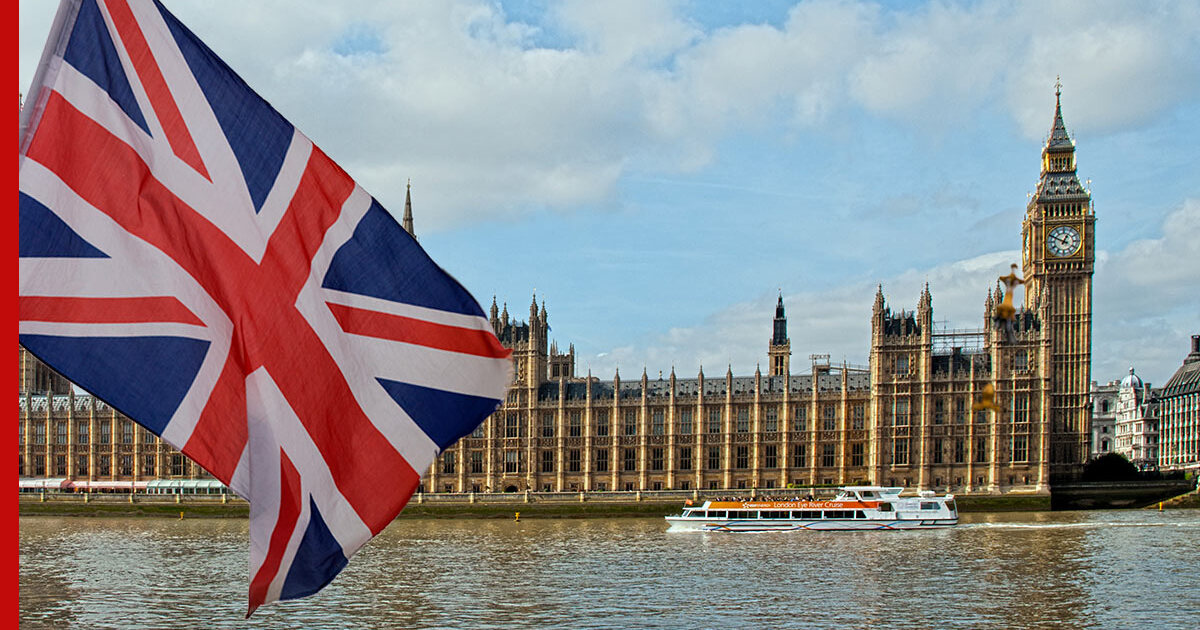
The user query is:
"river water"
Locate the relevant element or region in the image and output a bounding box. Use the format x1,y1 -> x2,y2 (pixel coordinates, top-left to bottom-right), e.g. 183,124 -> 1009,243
19,510 -> 1200,629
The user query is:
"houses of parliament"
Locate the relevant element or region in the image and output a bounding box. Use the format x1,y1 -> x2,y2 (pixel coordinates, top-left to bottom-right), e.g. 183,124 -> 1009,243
19,90 -> 1097,496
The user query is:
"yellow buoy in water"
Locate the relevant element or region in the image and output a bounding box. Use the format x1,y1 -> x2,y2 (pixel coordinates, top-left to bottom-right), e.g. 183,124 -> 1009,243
514,511 -> 520,522
179,511 -> 184,520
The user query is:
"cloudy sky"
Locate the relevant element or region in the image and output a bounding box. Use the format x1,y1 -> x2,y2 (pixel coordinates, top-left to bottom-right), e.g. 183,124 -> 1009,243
19,0 -> 1200,386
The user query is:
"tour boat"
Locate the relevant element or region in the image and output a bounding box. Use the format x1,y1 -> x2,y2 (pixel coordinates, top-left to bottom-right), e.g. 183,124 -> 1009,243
665,486 -> 957,532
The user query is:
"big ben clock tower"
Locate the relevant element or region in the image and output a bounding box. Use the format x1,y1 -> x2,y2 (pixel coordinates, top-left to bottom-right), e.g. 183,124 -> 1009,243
1021,82 -> 1095,470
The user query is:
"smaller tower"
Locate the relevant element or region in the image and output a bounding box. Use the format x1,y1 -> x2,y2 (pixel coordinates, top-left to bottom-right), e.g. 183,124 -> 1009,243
768,293 -> 791,377
402,179 -> 415,238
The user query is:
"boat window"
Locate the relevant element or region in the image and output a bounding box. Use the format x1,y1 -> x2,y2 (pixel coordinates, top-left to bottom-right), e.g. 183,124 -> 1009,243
920,502 -> 939,510
860,491 -> 877,499
878,503 -> 894,512
710,510 -> 726,519
855,510 -> 866,519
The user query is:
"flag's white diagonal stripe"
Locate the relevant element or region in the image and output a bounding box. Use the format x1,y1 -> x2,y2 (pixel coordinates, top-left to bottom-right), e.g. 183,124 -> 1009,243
322,288 -> 497,333
343,334 -> 513,399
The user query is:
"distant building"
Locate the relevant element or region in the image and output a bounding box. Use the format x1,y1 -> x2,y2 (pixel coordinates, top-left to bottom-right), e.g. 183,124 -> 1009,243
426,87 -> 1095,495
1158,335 -> 1200,473
1090,379 -> 1120,458
1113,368 -> 1158,470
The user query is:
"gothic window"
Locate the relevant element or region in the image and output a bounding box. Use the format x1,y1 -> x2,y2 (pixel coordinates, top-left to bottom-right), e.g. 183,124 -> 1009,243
504,450 -> 520,473
442,450 -> 456,475
55,422 -> 68,445
595,410 -> 610,437
791,406 -> 808,432
934,398 -> 945,425
852,404 -> 865,431
955,398 -> 967,424
975,438 -> 988,463
505,413 -> 519,438
892,439 -> 908,466
651,409 -> 665,436
55,455 -> 67,476
651,447 -> 664,471
894,400 -> 910,426
541,413 -> 555,438
75,455 -> 88,477
933,438 -> 944,464
541,450 -> 554,473
823,443 -> 837,467
764,406 -> 778,433
34,424 -> 46,445
623,410 -> 637,436
792,443 -> 807,468
764,445 -> 778,469
736,407 -> 750,433
595,449 -> 609,473
707,408 -> 722,434
678,409 -> 693,435
954,438 -> 965,463
171,454 -> 185,476
735,446 -> 749,469
1015,352 -> 1029,371
1013,436 -> 1028,462
142,428 -> 156,444
568,449 -> 581,472
707,447 -> 721,470
569,411 -> 582,437
470,451 -> 484,473
97,455 -> 111,476
143,455 -> 155,476
471,424 -> 485,439
679,447 -> 693,470
822,405 -> 837,431
895,356 -> 909,374
850,442 -> 864,467
623,448 -> 637,472
121,421 -> 134,445
1014,395 -> 1029,423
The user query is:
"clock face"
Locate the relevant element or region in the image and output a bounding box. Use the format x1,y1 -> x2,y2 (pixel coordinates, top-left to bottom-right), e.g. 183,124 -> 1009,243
1047,225 -> 1081,257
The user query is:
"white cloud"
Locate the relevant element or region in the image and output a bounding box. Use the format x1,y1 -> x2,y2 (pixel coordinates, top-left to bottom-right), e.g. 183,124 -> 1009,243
1093,199 -> 1200,383
588,201 -> 1199,385
19,0 -> 1200,229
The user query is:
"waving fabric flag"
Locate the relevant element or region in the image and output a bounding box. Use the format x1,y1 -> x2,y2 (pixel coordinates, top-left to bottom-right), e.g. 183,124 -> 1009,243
19,0 -> 512,615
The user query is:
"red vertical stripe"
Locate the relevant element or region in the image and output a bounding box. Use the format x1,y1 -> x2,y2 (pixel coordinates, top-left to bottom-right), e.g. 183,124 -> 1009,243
104,0 -> 210,179
247,449 -> 302,617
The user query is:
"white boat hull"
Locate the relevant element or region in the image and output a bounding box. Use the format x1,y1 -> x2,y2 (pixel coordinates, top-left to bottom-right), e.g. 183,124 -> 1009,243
665,516 -> 957,532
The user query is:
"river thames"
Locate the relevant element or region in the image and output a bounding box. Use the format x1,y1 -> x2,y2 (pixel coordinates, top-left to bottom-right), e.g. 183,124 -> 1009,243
19,509 -> 1200,629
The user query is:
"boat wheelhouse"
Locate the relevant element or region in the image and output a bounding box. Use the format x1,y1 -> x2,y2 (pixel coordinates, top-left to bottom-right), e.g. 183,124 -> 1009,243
665,486 -> 957,532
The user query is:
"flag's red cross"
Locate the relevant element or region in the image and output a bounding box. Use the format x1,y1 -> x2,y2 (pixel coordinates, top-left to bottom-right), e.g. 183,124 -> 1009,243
33,89 -> 416,530
24,0 -> 511,615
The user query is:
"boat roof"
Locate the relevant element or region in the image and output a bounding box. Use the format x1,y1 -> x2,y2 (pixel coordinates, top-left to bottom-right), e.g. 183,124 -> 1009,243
839,486 -> 903,494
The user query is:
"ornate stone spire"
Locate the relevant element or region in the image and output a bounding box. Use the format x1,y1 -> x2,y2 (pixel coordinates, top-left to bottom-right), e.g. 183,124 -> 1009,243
1047,77 -> 1073,152
1035,80 -> 1088,202
772,292 -> 789,346
402,179 -> 415,238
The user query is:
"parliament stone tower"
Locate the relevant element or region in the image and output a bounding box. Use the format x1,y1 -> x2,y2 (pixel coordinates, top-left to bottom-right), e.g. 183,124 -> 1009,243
1021,83 -> 1096,470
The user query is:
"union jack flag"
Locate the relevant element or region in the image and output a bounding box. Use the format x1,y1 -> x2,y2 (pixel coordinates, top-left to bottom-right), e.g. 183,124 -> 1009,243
19,0 -> 512,615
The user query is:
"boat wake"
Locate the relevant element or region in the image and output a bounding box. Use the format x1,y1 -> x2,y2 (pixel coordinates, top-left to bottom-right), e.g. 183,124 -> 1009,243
962,520 -> 1200,530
